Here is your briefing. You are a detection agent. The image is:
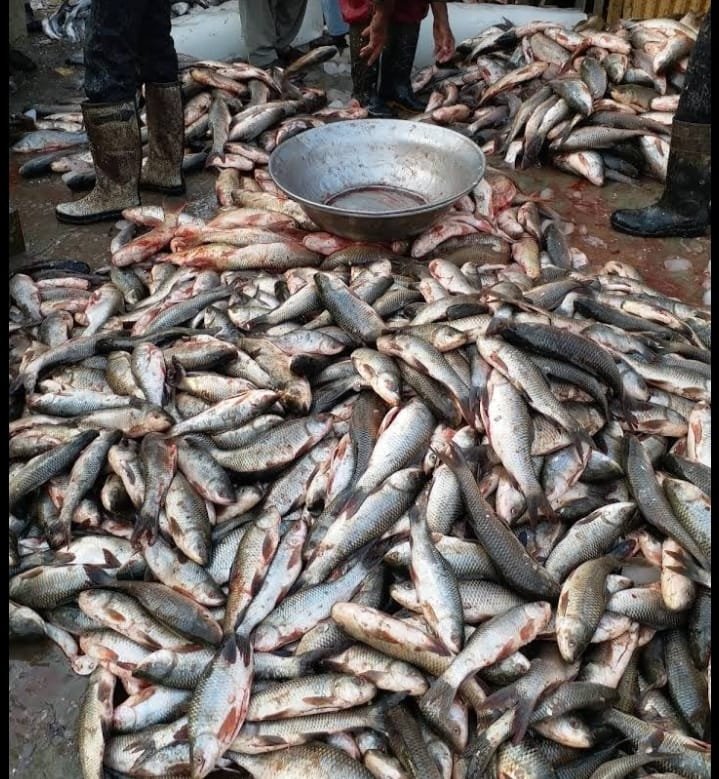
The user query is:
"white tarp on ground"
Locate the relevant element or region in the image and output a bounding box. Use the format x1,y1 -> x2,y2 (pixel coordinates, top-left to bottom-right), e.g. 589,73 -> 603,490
171,0 -> 586,67
170,0 -> 325,61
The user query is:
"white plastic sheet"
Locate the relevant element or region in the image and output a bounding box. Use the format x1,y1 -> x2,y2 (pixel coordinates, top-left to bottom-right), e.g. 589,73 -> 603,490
170,0 -> 325,61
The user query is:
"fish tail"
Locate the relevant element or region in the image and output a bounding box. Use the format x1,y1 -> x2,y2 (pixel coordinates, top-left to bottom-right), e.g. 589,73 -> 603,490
205,151 -> 226,168
130,512 -> 159,549
664,548 -> 711,587
420,677 -> 456,726
166,356 -> 186,388
621,394 -> 640,431
485,315 -> 509,337
526,489 -> 556,525
511,695 -> 539,745
573,429 -> 594,460
431,439 -> 467,473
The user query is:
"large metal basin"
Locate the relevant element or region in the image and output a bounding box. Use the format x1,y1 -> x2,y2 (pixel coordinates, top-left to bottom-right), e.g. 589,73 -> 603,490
268,119 -> 485,241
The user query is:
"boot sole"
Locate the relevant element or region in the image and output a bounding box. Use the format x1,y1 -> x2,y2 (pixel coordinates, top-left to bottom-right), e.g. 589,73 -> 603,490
55,208 -> 126,225
140,183 -> 186,196
612,222 -> 709,239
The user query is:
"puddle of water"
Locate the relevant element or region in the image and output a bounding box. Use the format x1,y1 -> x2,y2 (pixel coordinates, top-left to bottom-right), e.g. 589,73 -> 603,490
325,184 -> 428,212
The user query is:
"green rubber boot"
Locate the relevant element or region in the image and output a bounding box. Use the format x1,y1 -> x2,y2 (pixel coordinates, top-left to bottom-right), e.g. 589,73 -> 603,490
140,82 -> 186,196
55,99 -> 141,225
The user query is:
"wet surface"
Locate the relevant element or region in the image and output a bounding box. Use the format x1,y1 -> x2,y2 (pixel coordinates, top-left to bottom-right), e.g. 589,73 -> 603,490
326,184 -> 429,211
507,165 -> 710,307
8,28 -> 711,779
9,641 -> 86,778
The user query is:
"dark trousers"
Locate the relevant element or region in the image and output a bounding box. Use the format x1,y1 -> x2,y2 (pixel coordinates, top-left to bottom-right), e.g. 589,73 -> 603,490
84,0 -> 178,103
676,8 -> 711,124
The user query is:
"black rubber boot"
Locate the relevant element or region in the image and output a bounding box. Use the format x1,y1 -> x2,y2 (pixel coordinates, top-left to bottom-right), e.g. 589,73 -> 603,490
610,120 -> 711,238
140,82 -> 186,196
348,23 -> 393,118
55,99 -> 141,225
311,31 -> 348,51
379,21 -> 426,112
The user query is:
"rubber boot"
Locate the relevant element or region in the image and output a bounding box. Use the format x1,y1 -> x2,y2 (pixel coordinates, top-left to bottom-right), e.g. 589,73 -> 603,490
349,23 -> 393,118
55,99 -> 141,225
610,120 -> 711,238
140,82 -> 186,196
380,21 -> 426,112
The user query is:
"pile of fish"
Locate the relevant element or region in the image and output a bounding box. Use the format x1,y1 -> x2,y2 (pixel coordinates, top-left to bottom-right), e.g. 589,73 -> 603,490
13,13 -> 704,191
12,46 -> 348,193
9,158 -> 711,778
408,12 -> 702,186
34,0 -> 223,43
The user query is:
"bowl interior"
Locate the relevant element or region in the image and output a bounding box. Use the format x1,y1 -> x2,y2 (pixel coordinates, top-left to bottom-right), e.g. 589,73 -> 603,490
268,119 -> 485,217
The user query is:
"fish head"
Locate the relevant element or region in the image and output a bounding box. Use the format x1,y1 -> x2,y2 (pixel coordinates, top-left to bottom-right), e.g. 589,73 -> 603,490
333,675 -> 375,705
251,623 -> 282,653
190,733 -> 221,779
556,616 -> 584,664
134,649 -> 177,680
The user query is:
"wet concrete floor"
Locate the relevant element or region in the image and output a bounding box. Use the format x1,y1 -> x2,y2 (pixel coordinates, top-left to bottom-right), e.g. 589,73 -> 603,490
8,29 -> 710,779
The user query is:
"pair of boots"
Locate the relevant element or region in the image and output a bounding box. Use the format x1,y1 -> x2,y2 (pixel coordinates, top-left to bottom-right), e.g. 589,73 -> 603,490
55,82 -> 185,225
349,21 -> 425,118
610,119 -> 711,238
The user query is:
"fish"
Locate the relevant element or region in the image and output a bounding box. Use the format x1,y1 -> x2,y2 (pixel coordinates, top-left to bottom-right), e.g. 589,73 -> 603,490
8,81 -> 713,777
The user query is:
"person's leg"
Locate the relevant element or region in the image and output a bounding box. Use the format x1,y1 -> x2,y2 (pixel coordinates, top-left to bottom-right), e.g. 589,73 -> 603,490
138,0 -> 185,194
239,0 -> 280,67
611,9 -> 711,238
348,20 -> 393,117
83,0 -> 144,103
322,0 -> 349,38
56,0 -> 142,223
274,0 -> 308,60
379,0 -> 429,112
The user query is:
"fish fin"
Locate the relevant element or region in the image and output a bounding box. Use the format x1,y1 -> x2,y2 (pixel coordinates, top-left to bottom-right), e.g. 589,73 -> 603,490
83,564 -> 116,587
102,549 -> 122,568
477,682 -> 520,716
511,695 -> 539,745
161,199 -> 187,226
419,676 -> 456,726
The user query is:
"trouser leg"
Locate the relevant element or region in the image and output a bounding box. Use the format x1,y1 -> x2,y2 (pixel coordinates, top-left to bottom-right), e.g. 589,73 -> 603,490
84,0 -> 144,102
274,0 -> 308,51
238,0 -> 279,67
138,0 -> 178,86
675,8 -> 711,124
322,0 -> 349,36
348,22 -> 393,117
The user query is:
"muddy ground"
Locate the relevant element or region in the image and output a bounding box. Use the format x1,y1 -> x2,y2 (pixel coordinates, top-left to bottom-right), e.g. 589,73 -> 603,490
8,23 -> 710,779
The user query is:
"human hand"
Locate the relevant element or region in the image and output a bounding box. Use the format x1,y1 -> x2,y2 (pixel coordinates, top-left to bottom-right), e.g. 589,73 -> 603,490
359,9 -> 389,65
433,19 -> 455,63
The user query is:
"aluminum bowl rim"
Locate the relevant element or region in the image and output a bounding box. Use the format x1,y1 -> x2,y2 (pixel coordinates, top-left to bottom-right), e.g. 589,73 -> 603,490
267,120 -> 486,220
